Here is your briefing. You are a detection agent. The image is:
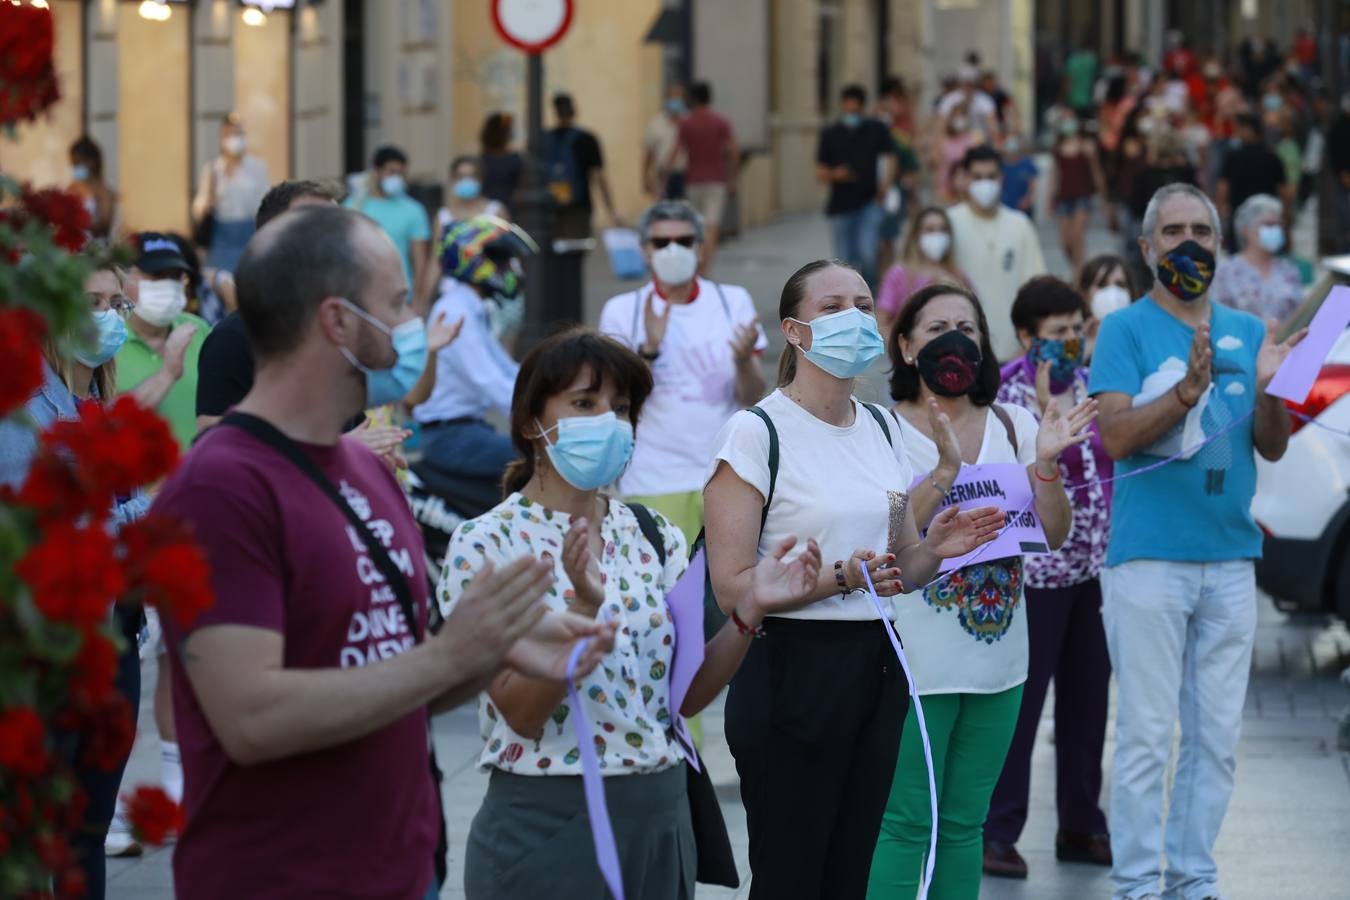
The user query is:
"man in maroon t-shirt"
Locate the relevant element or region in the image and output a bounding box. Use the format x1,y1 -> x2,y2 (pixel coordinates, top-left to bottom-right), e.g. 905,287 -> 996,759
672,80 -> 739,274
153,205 -> 614,900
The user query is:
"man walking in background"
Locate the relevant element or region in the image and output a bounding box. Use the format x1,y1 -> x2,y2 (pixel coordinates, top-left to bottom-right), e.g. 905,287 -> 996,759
674,81 -> 739,275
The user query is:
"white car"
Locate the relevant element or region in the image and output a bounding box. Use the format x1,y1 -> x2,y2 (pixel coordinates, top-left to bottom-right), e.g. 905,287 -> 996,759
1252,327 -> 1350,622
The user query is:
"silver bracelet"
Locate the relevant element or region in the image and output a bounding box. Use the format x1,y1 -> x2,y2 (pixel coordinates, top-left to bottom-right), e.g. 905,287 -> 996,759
930,473 -> 952,501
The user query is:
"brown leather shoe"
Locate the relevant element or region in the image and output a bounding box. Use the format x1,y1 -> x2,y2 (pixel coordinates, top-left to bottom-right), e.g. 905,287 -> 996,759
1055,830 -> 1112,866
983,840 -> 1028,879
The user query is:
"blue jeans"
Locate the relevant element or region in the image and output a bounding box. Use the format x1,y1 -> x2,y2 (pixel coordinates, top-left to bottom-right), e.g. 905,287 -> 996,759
828,202 -> 885,289
418,419 -> 519,511
1101,559 -> 1256,900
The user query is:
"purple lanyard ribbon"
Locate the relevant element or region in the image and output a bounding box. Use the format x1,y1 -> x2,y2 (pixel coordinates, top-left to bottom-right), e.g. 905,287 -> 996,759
565,639 -> 626,900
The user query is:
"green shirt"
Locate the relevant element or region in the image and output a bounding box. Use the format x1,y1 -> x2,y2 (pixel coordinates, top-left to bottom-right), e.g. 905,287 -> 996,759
115,312 -> 211,451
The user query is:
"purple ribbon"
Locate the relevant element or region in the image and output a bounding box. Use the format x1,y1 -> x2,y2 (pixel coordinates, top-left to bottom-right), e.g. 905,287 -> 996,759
861,565 -> 937,899
565,639 -> 625,900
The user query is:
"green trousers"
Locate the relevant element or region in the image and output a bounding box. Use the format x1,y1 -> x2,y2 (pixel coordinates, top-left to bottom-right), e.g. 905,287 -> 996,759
625,489 -> 705,749
867,685 -> 1024,900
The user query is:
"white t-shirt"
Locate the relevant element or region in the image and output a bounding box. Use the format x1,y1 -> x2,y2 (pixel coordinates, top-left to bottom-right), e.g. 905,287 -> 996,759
705,390 -> 915,621
891,403 -> 1039,695
599,279 -> 767,497
938,89 -> 998,122
946,202 -> 1048,361
412,281 -> 518,423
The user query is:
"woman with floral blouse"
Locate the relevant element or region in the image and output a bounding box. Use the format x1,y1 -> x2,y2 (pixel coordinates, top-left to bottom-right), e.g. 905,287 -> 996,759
437,327 -> 824,900
984,276 -> 1115,879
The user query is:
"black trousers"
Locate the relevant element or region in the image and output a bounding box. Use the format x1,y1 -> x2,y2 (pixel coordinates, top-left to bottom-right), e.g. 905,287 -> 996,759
985,578 -> 1112,844
725,618 -> 907,900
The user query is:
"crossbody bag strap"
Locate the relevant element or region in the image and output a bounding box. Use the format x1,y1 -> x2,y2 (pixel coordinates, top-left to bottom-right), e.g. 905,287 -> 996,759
989,403 -> 1018,454
862,402 -> 894,446
626,502 -> 667,568
746,406 -> 779,532
220,412 -> 424,644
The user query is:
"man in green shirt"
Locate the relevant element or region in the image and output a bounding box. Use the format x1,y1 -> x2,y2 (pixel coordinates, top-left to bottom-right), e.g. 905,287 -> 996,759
115,233 -> 211,451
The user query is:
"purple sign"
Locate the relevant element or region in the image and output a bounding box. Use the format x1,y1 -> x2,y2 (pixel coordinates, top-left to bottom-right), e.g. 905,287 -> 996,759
1266,285 -> 1350,404
665,549 -> 707,770
913,462 -> 1048,574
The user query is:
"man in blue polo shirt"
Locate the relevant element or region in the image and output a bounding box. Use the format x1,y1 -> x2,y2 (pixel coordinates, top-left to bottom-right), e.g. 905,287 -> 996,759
1089,182 -> 1305,900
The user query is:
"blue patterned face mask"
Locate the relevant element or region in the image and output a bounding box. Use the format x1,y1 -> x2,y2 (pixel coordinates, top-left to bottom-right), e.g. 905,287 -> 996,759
538,412 -> 635,490
1027,336 -> 1084,388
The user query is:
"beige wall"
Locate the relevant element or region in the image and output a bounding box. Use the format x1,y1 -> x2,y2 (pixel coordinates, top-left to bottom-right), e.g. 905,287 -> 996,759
117,3 -> 191,234
450,5 -> 526,163
294,2 -> 344,181
0,1 -> 84,188
235,10 -> 292,182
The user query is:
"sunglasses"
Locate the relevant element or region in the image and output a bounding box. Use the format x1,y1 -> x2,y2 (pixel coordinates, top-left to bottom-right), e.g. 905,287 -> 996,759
649,236 -> 696,249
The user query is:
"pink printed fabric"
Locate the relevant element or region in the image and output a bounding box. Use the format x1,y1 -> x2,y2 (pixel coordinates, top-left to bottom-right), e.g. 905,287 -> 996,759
996,361 -> 1112,588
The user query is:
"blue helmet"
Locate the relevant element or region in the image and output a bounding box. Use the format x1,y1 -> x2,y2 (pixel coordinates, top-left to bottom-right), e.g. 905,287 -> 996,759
438,215 -> 537,299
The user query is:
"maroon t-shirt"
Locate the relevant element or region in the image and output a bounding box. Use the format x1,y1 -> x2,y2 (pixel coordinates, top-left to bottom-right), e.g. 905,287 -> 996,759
153,423 -> 438,900
678,108 -> 734,185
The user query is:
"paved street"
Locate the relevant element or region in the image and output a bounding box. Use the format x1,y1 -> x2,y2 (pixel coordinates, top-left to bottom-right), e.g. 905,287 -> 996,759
108,192 -> 1350,898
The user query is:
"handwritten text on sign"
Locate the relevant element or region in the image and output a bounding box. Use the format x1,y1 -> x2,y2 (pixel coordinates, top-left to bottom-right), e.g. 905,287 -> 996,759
913,462 -> 1049,574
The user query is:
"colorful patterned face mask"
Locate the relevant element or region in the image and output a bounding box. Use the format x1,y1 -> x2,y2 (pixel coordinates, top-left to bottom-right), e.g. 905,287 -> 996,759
1154,239 -> 1216,302
1028,335 -> 1084,388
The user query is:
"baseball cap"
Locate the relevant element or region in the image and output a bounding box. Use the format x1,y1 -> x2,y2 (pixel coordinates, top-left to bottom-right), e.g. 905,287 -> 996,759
134,232 -> 190,276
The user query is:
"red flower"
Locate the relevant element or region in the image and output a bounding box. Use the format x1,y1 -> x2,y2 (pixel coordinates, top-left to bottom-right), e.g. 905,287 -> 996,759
21,188 -> 92,254
0,307 -> 47,417
79,694 -> 134,772
34,832 -> 73,871
0,707 -> 48,778
15,521 -> 125,627
121,515 -> 215,629
0,5 -> 60,127
70,630 -> 119,707
122,786 -> 183,846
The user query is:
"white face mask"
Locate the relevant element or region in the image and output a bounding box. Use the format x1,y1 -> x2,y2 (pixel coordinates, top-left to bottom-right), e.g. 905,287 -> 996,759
649,241 -> 699,286
918,232 -> 951,262
134,279 -> 187,327
968,177 -> 1002,209
222,134 -> 246,157
1090,284 -> 1131,320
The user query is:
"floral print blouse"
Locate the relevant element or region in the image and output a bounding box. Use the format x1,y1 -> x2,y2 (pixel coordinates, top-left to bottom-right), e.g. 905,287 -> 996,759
1210,254 -> 1303,324
437,493 -> 690,777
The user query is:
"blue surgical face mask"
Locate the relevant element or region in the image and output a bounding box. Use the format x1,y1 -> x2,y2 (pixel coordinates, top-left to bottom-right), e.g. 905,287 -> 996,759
1257,224 -> 1285,253
841,112 -> 864,128
75,309 -> 128,367
452,177 -> 481,200
71,164 -> 90,182
538,411 -> 635,490
666,98 -> 687,116
788,307 -> 885,380
337,298 -> 428,407
380,174 -> 406,197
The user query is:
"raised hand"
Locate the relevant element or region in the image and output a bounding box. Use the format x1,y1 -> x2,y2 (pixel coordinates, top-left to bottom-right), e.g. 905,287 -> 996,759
426,311 -> 465,354
436,556 -> 556,682
927,398 -> 963,474
1177,322 -> 1213,406
729,322 -> 759,364
739,536 -> 822,623
1034,396 -> 1098,463
560,517 -> 605,616
504,611 -> 619,682
923,504 -> 1003,560
163,322 -> 198,380
1256,321 -> 1308,391
1034,359 -> 1055,412
352,421 -> 411,470
641,290 -> 673,356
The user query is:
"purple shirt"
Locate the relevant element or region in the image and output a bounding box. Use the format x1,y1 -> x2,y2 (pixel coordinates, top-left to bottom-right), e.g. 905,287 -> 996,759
153,424 -> 438,900
997,358 -> 1112,587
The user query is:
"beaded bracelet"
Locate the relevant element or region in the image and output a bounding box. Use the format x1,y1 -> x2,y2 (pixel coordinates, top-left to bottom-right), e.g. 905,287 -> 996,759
731,608 -> 765,638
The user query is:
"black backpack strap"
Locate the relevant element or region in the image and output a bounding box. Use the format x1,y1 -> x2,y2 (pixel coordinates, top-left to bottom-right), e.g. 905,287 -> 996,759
746,406 -> 779,530
626,502 -> 667,568
862,402 -> 894,446
221,412 -> 424,643
989,403 -> 1018,453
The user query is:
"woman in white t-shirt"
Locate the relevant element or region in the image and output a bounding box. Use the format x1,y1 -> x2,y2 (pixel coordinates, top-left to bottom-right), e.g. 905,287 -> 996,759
868,282 -> 1096,899
439,328 -> 828,900
703,260 -> 1004,899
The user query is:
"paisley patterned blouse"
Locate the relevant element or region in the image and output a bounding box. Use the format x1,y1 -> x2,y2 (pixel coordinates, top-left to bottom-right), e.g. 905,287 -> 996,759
437,493 -> 690,777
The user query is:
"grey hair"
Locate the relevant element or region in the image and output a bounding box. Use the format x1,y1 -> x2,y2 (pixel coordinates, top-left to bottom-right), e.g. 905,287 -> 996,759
1233,193 -> 1283,247
636,199 -> 704,245
1139,182 -> 1222,252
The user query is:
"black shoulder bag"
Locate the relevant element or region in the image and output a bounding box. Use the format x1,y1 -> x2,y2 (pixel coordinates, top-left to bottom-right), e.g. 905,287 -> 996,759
627,501 -> 739,889
221,413 -> 452,889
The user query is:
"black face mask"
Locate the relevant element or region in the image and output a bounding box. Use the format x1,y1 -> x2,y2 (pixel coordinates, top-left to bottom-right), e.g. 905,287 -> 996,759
915,329 -> 983,397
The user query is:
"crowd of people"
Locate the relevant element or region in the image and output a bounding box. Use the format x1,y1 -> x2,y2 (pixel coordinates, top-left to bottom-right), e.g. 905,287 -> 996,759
3,29 -> 1339,900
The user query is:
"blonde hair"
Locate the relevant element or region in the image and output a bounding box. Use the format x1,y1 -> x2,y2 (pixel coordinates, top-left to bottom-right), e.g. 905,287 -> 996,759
899,206 -> 958,269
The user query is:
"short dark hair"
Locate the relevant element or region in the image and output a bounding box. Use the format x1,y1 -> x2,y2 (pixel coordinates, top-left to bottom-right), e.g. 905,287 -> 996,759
235,205 -> 373,361
881,76 -> 906,98
553,93 -> 576,119
689,81 -> 712,105
888,282 -> 1001,407
962,144 -> 1003,170
480,112 -> 512,153
1078,254 -> 1142,300
1010,276 -> 1087,338
449,155 -> 481,176
255,179 -> 343,230
372,144 -> 408,169
502,328 -> 654,496
1235,112 -> 1262,135
841,83 -> 867,105
69,136 -> 103,175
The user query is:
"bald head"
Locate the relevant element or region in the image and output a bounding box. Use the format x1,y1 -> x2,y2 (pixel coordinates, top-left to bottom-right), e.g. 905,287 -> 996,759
235,205 -> 401,361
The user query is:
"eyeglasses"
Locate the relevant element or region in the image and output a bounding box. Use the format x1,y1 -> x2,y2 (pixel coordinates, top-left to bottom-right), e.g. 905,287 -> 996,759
649,236 -> 696,249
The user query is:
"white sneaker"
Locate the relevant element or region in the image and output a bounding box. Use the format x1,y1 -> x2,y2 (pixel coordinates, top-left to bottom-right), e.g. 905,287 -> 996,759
104,811 -> 143,858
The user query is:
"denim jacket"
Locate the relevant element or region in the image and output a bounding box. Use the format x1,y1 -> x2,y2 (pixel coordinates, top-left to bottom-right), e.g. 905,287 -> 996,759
0,360 -> 150,526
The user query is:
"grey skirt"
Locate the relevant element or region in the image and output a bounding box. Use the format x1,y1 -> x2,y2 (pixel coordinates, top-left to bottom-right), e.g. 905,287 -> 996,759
464,764 -> 695,900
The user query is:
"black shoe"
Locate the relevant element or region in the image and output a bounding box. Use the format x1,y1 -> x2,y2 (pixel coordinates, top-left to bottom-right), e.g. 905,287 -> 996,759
983,840 -> 1028,879
1055,830 -> 1112,866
